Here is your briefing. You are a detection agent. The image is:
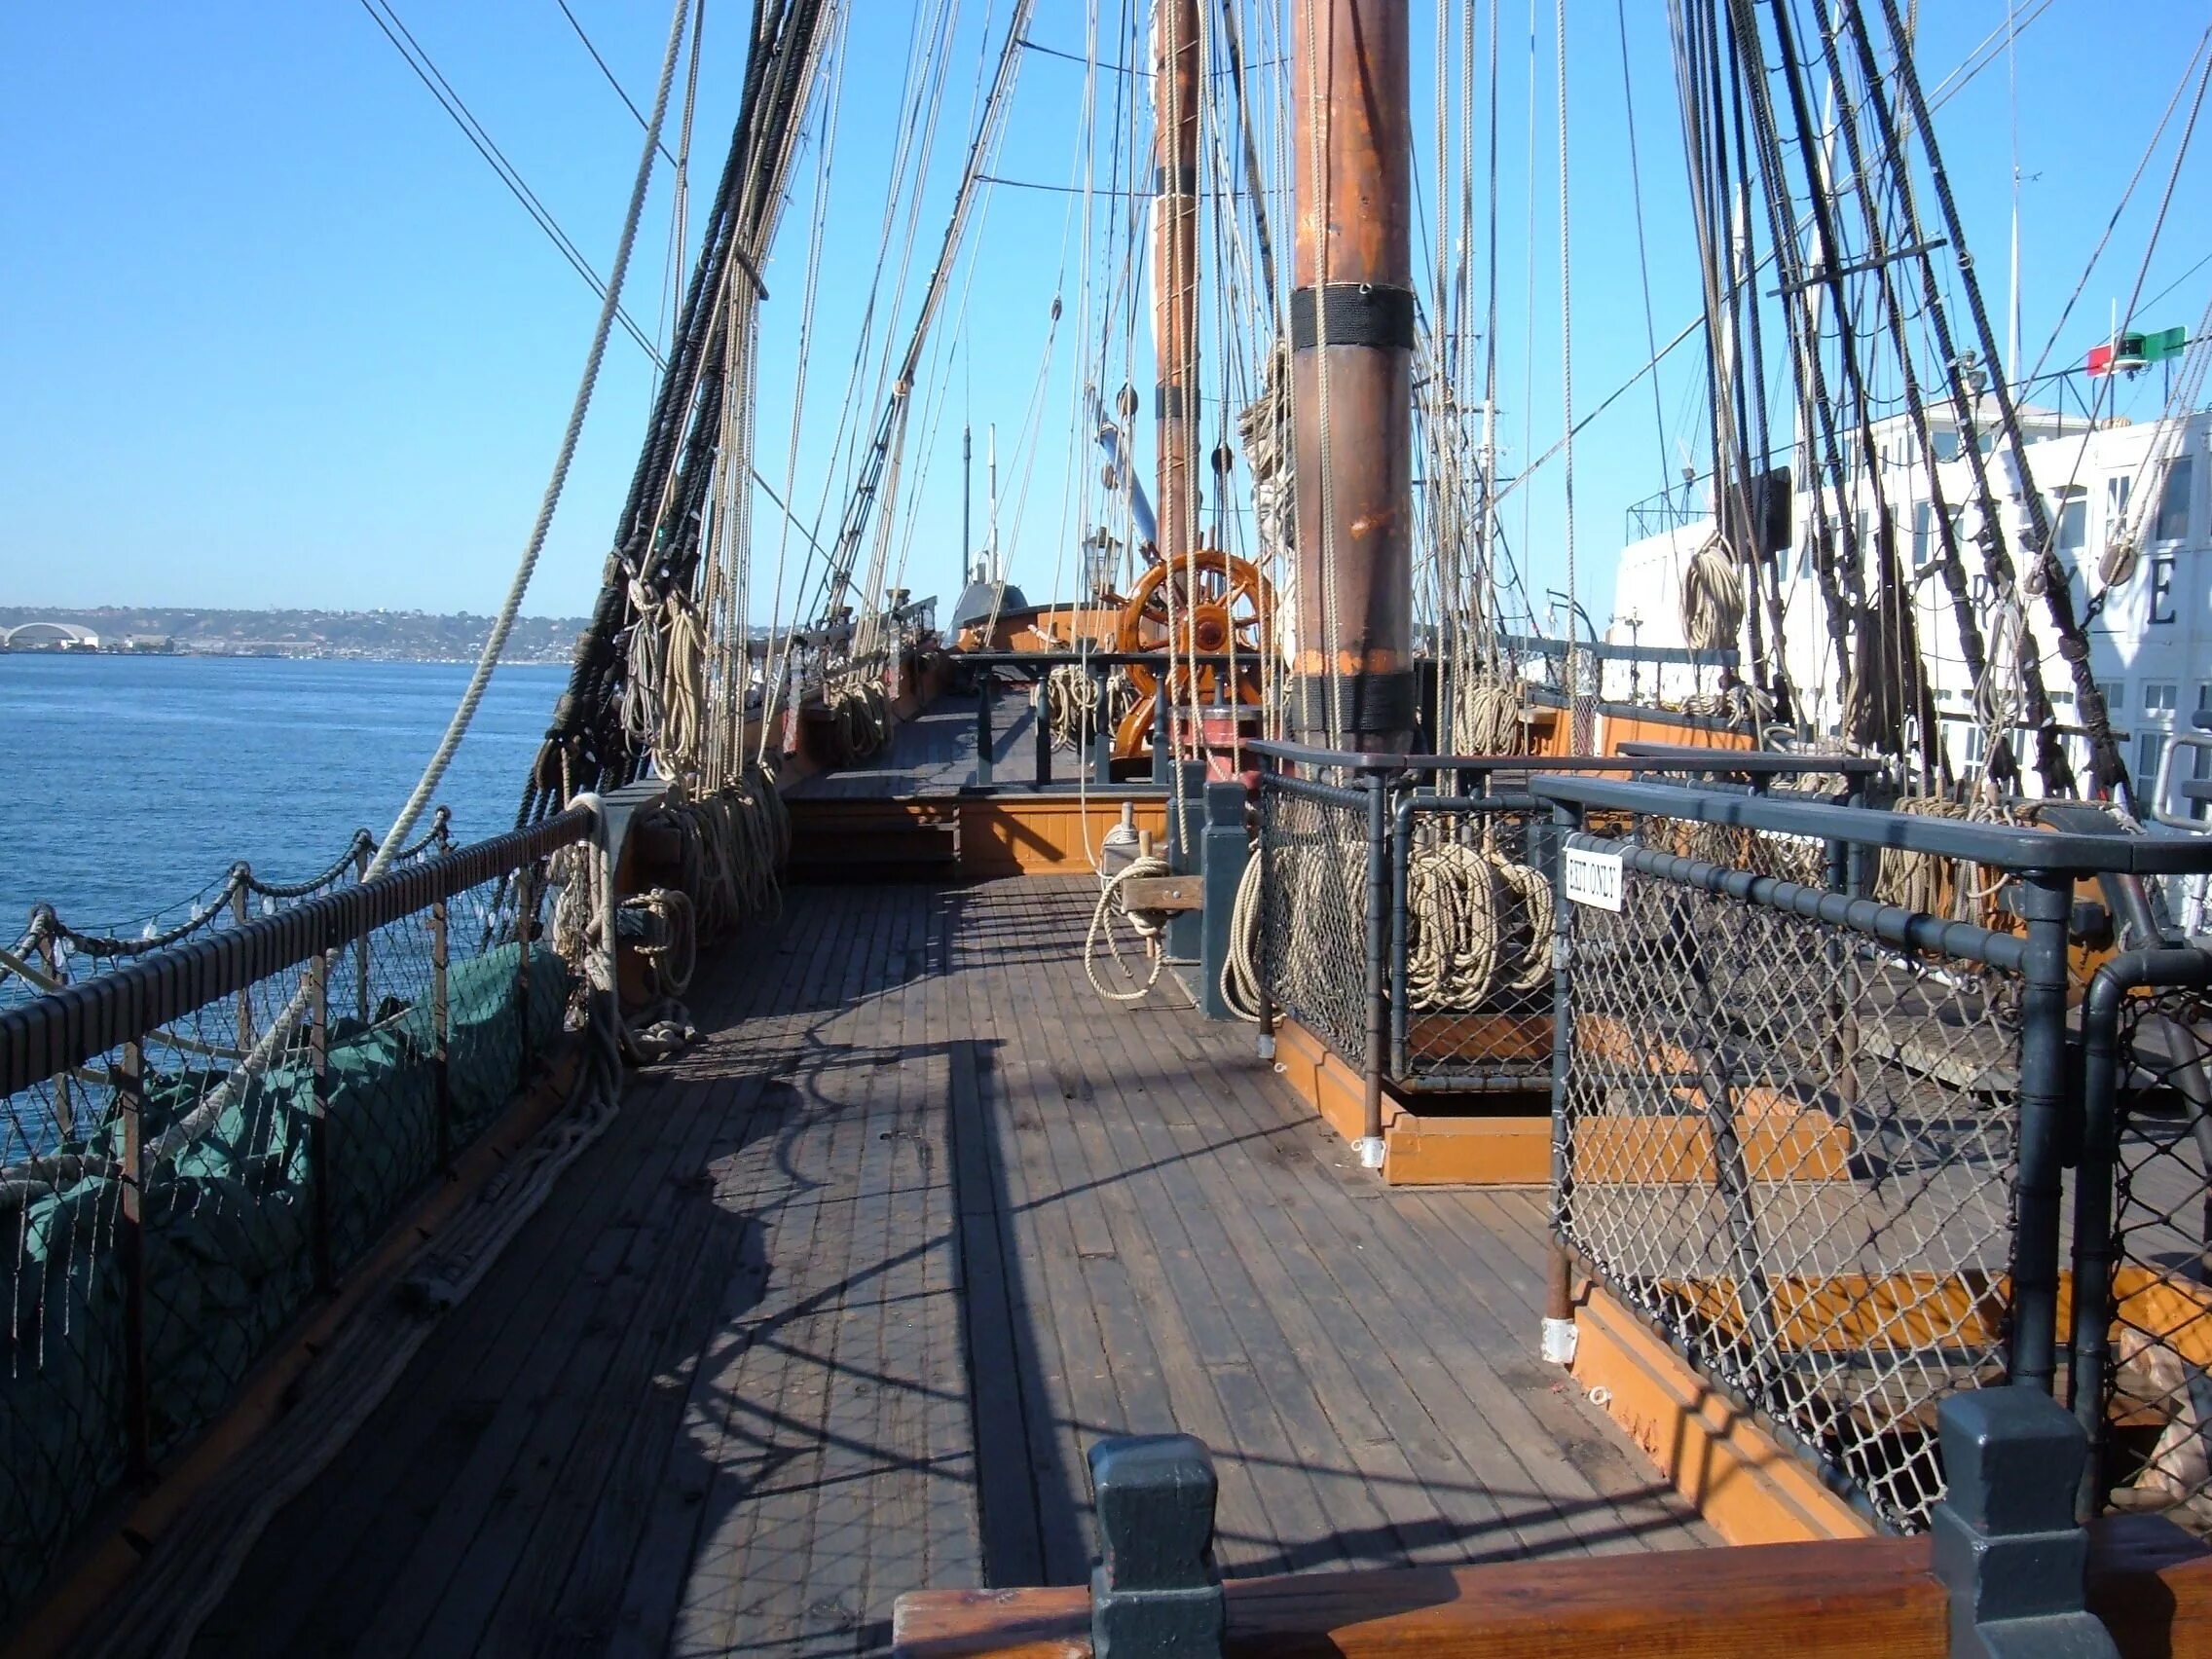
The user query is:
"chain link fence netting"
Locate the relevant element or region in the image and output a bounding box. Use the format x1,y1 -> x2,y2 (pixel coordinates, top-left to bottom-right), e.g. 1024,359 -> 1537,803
2081,977 -> 2212,1535
1259,773 -> 1372,1068
1556,830 -> 2032,1532
1394,797 -> 1557,1090
0,815 -> 580,1631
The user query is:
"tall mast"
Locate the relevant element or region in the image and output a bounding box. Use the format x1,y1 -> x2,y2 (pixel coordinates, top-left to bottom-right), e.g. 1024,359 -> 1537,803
1289,0 -> 1415,750
1152,0 -> 1202,569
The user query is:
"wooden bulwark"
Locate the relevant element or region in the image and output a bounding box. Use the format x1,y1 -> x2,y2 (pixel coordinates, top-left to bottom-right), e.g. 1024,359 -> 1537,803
891,1515 -> 2212,1658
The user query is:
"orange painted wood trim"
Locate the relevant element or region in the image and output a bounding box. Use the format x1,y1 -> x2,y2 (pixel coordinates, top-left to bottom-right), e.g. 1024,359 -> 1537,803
893,1515 -> 2212,1658
1566,1277 -> 1872,1545
1382,1114 -> 1552,1186
956,796 -> 1171,877
1272,1016 -> 1396,1150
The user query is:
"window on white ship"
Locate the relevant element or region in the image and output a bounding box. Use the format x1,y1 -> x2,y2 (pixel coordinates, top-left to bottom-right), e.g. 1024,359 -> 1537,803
1977,430 -> 1997,456
2105,681 -> 2127,715
2195,682 -> 2212,819
1964,722 -> 1988,768
2054,487 -> 2087,558
1933,428 -> 1961,462
2140,681 -> 2179,785
1912,501 -> 1935,568
2108,475 -> 2131,527
2157,454 -> 2194,542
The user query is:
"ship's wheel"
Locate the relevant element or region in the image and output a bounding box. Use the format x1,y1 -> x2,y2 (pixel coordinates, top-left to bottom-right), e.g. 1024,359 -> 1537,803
1111,549 -> 1274,760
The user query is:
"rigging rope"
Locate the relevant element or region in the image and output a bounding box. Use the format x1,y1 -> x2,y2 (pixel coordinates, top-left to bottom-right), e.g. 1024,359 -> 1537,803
154,0 -> 695,1169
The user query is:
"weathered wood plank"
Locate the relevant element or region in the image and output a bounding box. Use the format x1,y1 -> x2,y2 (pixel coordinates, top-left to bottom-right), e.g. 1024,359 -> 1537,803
187,874 -> 1715,1659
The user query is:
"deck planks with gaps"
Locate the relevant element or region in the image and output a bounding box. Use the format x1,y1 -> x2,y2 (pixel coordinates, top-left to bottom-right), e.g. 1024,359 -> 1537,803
194,876 -> 1713,1659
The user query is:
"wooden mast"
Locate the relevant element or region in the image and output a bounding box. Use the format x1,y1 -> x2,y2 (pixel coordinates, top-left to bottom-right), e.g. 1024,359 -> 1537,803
1289,0 -> 1415,750
1152,0 -> 1202,571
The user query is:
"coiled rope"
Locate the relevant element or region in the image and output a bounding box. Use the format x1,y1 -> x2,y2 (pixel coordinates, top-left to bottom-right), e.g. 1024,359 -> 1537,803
1872,793 -> 2015,921
1680,535 -> 1746,653
1451,675 -> 1530,756
1219,849 -> 1266,1023
1404,839 -> 1554,1011
1085,855 -> 1177,1003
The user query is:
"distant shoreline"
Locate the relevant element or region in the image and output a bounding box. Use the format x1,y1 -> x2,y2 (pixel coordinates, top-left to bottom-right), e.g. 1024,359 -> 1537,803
0,649 -> 571,665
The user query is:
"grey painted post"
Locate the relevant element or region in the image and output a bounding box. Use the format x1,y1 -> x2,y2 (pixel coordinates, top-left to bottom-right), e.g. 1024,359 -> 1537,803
1092,665 -> 1115,785
1197,781 -> 1247,1019
1931,1387 -> 2118,1659
2011,874 -> 2075,1394
1151,687 -> 1173,785
1166,760 -> 1207,962
1088,1434 -> 1224,1659
1034,679 -> 1053,786
975,675 -> 994,787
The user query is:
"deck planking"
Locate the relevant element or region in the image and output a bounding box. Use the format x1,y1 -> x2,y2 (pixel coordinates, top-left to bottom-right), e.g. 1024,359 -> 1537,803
787,690 -> 1047,799
194,877 -> 1712,1659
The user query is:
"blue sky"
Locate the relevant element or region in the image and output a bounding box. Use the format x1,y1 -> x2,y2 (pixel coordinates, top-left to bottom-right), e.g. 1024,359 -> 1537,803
2,2 -> 2205,630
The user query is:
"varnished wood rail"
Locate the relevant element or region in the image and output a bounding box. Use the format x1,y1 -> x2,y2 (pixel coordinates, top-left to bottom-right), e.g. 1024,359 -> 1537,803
893,1514 -> 2212,1659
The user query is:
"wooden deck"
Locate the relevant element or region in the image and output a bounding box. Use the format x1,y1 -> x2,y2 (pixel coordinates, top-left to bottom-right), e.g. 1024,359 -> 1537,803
789,690 -> 1041,799
194,877 -> 1713,1659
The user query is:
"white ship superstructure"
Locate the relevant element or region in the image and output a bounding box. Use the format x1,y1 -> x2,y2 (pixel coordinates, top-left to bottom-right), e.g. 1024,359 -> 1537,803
1609,403 -> 2209,802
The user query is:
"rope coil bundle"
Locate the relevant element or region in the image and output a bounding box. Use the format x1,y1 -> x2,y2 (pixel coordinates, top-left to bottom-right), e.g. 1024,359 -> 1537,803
1450,675 -> 1530,756
1084,855 -> 1177,1004
1404,837 -> 1554,1012
1043,663 -> 1133,752
1680,535 -> 1747,653
1872,793 -> 2014,923
826,677 -> 889,765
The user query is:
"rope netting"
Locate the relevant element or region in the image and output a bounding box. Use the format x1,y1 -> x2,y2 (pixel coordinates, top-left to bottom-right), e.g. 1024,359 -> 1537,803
1257,777 -> 1369,1066
1,830 -> 580,1628
1,813 -> 454,1021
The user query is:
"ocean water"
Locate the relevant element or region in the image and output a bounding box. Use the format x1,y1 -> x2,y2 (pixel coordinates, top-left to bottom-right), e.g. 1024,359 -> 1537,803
0,654 -> 568,941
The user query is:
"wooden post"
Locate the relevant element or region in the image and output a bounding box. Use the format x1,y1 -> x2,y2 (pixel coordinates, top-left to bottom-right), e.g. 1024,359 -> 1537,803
232,877 -> 254,1053
353,840 -> 372,1026
431,892 -> 452,1174
115,1038 -> 150,1482
37,935 -> 70,1140
306,950 -> 333,1292
1289,0 -> 1415,752
1152,0 -> 1202,571
514,864 -> 535,1092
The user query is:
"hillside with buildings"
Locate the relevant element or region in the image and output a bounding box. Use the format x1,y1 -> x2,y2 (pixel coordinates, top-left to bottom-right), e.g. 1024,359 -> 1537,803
0,606 -> 588,661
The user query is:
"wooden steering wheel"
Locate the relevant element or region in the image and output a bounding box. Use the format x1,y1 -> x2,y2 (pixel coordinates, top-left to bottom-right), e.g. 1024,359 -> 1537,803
1111,548 -> 1273,760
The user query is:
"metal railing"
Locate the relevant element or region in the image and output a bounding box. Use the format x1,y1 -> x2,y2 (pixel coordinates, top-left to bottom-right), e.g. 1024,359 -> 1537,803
1251,743 -> 1877,1105
0,807 -> 591,1631
1392,753 -> 1872,1093
1530,774 -> 2212,1533
2073,950 -> 2212,1533
3,810 -> 454,1019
